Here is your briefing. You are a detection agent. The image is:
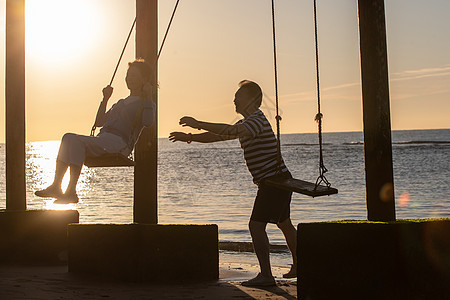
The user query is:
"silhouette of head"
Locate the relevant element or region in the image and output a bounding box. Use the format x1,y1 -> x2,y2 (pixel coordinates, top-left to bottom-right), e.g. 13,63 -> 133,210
234,80 -> 263,116
126,58 -> 153,92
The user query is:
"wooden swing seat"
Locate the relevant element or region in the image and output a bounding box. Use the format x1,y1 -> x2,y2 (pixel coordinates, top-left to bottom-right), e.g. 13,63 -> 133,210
84,153 -> 134,168
265,177 -> 338,197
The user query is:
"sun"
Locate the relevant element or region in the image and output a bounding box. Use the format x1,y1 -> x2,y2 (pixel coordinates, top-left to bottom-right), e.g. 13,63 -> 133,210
25,0 -> 101,64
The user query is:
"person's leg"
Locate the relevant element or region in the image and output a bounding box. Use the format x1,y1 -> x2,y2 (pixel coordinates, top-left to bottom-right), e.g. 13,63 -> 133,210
242,184 -> 279,286
36,133 -> 87,200
278,217 -> 297,265
52,163 -> 82,204
277,217 -> 297,277
35,152 -> 69,197
49,133 -> 78,188
65,164 -> 82,196
249,220 -> 272,277
54,133 -> 127,203
242,219 -> 276,287
52,160 -> 69,188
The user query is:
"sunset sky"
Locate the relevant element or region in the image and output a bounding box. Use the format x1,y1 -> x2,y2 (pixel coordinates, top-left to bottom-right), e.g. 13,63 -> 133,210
0,0 -> 449,142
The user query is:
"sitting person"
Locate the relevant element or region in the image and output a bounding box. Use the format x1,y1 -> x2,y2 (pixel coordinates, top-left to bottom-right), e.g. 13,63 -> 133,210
35,59 -> 156,204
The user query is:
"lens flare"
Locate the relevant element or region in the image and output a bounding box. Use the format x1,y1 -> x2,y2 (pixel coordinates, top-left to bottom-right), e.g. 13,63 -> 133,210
398,192 -> 411,208
379,182 -> 394,203
27,141 -> 93,208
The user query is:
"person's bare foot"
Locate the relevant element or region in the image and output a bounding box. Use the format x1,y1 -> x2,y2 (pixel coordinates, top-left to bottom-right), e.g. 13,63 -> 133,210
53,192 -> 79,204
35,185 -> 63,198
241,273 -> 276,287
282,264 -> 297,278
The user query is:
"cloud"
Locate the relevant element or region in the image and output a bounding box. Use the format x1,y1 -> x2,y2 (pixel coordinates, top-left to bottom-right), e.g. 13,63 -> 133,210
389,65 -> 450,100
390,65 -> 450,81
275,65 -> 450,104
277,82 -> 362,106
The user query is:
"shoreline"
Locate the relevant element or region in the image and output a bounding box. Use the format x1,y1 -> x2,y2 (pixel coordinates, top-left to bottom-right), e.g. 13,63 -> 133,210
219,241 -> 288,253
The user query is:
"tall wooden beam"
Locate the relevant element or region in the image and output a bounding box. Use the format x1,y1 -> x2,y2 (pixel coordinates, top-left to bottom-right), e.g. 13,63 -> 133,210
5,0 -> 26,211
357,0 -> 396,221
134,0 -> 158,224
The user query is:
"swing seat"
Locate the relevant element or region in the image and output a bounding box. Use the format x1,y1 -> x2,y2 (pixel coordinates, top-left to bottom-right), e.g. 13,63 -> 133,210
84,153 -> 134,168
265,177 -> 338,197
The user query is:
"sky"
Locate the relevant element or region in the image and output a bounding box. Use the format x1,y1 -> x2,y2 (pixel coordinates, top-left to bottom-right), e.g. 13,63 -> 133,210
0,0 -> 449,142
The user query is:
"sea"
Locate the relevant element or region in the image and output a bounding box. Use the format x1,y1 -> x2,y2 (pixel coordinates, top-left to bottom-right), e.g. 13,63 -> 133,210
0,129 -> 449,265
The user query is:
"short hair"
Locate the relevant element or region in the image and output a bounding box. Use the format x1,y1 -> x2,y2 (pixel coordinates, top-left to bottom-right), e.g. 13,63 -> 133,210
128,58 -> 153,82
238,80 -> 263,108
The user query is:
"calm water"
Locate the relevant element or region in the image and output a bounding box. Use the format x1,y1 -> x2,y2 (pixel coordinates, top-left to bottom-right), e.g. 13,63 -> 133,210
1,129 -> 449,245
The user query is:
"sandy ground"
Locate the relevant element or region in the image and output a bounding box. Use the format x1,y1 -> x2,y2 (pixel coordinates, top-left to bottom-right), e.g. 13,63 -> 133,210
0,261 -> 297,300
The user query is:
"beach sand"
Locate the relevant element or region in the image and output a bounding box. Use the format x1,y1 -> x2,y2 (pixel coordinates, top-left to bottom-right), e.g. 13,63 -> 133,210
0,258 -> 297,299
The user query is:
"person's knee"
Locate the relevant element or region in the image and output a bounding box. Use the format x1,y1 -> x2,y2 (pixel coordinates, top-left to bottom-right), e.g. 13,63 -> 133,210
277,218 -> 294,230
61,133 -> 77,143
249,220 -> 267,233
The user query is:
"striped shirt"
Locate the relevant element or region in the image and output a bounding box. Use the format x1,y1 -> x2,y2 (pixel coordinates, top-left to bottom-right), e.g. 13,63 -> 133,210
237,109 -> 289,184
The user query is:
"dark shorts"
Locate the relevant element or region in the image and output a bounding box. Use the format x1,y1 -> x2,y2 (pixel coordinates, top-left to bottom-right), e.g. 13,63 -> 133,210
250,178 -> 293,224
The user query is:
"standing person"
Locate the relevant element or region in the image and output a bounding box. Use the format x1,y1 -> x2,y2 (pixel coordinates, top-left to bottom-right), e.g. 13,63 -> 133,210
35,59 -> 156,204
169,80 -> 297,286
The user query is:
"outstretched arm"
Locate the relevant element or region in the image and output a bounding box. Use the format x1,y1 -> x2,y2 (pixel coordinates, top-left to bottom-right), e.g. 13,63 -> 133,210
93,85 -> 113,127
169,132 -> 235,143
179,116 -> 252,138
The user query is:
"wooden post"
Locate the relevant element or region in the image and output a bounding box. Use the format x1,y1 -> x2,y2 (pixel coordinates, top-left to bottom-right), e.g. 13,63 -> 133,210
134,0 -> 158,224
5,0 -> 26,211
357,0 -> 396,221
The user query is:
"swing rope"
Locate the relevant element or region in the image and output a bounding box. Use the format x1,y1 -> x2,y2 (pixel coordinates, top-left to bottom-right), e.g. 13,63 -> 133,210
312,0 -> 331,188
90,0 -> 181,137
90,17 -> 136,137
158,0 -> 180,60
271,0 -> 332,189
110,18 -> 136,87
270,0 -> 283,171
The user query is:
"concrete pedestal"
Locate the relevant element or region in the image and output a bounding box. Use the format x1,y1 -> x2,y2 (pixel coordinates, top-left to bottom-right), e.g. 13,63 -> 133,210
0,210 -> 79,264
297,220 -> 450,299
68,224 -> 218,281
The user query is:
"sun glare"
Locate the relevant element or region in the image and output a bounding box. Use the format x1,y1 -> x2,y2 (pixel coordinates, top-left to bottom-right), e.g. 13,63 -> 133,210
27,141 -> 93,209
25,0 -> 101,63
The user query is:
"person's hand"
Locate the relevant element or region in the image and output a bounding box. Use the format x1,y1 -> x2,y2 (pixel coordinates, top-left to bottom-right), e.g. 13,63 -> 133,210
142,82 -> 153,100
179,116 -> 201,130
102,85 -> 113,101
169,132 -> 190,142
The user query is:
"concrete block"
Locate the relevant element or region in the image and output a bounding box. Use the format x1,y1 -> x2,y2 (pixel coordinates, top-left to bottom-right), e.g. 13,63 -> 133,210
68,224 -> 218,281
0,209 -> 79,264
297,219 -> 450,299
